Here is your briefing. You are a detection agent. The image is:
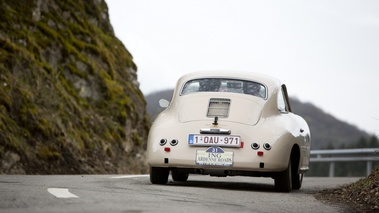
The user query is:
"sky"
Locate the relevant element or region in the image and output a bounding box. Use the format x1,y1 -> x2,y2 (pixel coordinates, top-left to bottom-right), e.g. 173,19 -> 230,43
106,0 -> 379,135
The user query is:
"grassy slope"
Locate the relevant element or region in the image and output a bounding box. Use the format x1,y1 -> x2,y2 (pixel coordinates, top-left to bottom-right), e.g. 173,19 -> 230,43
0,0 -> 149,174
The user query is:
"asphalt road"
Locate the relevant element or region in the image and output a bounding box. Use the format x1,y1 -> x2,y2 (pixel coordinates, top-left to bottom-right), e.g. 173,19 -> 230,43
0,174 -> 360,213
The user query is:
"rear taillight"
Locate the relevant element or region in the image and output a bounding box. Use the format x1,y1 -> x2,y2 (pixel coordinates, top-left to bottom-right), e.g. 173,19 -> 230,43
159,139 -> 167,146
263,143 -> 271,150
170,139 -> 179,146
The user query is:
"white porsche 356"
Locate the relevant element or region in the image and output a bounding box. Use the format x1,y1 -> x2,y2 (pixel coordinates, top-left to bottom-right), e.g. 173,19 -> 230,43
147,71 -> 311,192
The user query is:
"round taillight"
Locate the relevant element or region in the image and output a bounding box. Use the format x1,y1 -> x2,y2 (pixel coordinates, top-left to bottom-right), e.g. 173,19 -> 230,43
263,143 -> 271,150
170,139 -> 179,146
159,139 -> 167,146
251,143 -> 260,150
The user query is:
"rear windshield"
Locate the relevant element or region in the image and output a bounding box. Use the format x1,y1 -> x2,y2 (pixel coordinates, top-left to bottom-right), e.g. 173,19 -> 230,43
181,78 -> 266,99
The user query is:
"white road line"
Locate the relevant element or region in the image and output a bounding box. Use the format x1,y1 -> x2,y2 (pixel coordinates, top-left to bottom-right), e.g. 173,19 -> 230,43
48,188 -> 79,198
110,174 -> 149,179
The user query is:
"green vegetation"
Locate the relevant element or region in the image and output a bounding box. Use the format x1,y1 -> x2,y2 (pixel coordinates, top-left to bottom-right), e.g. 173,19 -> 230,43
0,0 -> 150,174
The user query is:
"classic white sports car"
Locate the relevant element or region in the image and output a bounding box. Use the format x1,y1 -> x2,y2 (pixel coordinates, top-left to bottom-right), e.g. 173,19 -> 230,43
147,71 -> 311,192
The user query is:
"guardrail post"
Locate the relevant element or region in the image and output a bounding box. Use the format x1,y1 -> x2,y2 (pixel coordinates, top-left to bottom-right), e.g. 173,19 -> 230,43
329,161 -> 335,177
367,161 -> 372,176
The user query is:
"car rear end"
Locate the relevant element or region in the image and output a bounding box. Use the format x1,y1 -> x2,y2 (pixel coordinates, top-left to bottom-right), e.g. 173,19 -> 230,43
147,90 -> 292,178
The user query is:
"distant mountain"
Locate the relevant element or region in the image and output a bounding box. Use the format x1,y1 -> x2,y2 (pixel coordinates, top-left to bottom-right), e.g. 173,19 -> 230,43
290,99 -> 368,149
145,89 -> 368,150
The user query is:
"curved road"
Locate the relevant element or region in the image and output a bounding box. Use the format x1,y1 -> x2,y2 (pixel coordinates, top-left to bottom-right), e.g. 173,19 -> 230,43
0,175 -> 359,213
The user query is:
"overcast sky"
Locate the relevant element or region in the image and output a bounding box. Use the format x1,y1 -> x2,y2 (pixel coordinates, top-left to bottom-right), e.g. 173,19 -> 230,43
106,0 -> 379,135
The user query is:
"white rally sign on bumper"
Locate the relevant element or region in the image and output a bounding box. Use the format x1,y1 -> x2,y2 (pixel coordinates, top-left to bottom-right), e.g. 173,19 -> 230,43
196,147 -> 233,166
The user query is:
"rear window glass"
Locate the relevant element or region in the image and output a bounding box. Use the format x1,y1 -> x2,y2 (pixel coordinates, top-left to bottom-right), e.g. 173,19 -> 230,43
181,78 -> 266,99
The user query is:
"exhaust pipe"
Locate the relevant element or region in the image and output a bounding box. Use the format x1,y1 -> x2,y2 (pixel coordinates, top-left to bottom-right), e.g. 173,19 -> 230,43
195,169 -> 204,174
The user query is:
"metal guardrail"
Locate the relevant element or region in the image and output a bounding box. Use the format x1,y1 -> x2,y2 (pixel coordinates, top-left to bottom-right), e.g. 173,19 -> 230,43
310,148 -> 379,177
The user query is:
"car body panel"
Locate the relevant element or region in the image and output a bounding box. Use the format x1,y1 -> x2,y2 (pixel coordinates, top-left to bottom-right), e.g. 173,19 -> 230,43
147,71 -> 311,189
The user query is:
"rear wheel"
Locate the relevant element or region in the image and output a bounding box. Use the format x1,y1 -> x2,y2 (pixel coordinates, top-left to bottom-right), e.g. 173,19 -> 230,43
150,167 -> 169,184
171,170 -> 189,182
274,159 -> 292,192
292,172 -> 303,190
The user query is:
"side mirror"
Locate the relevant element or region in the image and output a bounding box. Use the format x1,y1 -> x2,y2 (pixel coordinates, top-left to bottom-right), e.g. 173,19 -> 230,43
159,99 -> 170,108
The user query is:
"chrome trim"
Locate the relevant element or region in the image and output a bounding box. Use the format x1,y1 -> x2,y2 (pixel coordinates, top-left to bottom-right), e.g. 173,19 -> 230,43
200,128 -> 231,135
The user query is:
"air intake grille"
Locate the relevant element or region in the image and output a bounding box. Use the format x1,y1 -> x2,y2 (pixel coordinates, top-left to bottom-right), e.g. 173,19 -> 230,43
207,98 -> 230,118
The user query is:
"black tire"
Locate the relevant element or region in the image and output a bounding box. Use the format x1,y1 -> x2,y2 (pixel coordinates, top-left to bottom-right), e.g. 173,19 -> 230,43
291,150 -> 302,190
171,170 -> 189,182
292,172 -> 303,190
150,167 -> 169,184
274,159 -> 292,192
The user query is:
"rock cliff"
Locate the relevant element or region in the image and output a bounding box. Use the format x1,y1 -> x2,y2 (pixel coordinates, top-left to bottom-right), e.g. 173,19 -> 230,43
0,0 -> 149,174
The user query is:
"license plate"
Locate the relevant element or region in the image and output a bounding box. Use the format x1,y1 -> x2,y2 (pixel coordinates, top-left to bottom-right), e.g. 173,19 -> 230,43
196,147 -> 233,166
188,134 -> 240,147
